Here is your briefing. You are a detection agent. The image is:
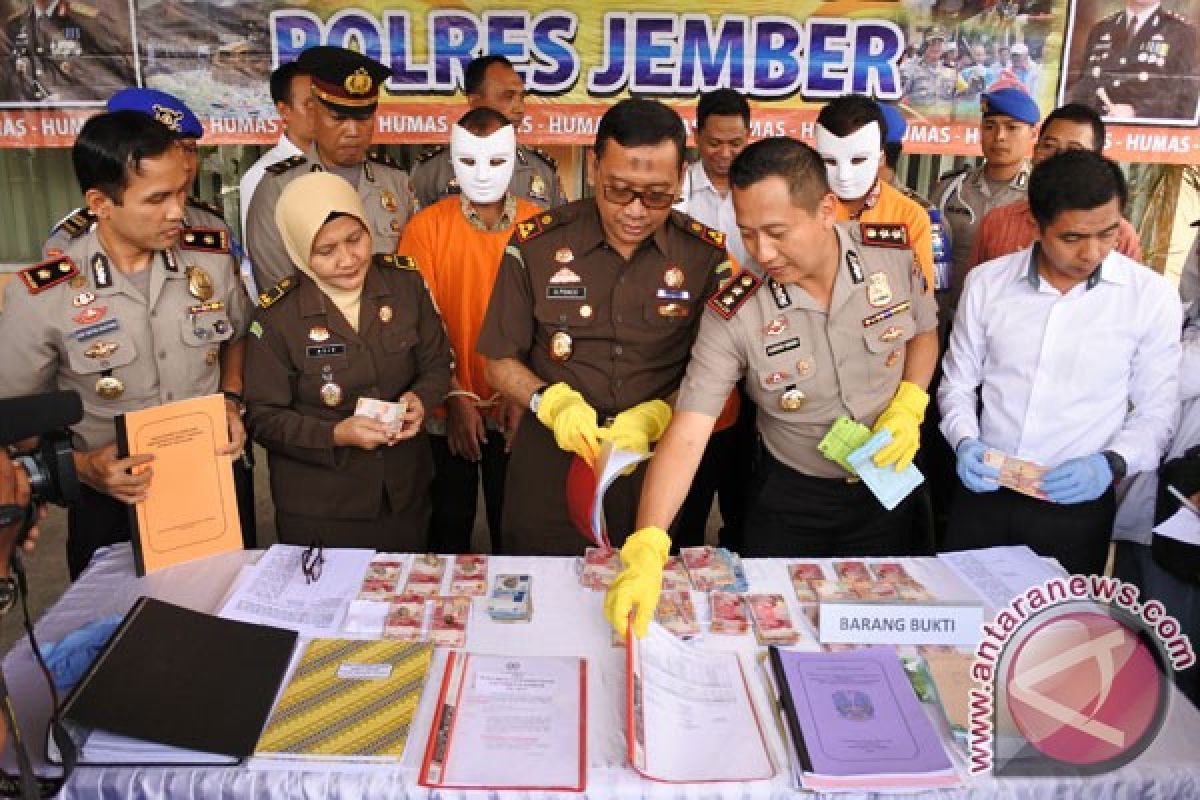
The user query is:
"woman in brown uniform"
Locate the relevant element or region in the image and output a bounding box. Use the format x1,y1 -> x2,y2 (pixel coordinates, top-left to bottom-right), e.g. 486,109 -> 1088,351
245,172 -> 452,549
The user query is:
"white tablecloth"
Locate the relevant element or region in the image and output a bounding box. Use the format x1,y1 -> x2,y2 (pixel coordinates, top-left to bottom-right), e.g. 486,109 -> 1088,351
4,544 -> 1200,799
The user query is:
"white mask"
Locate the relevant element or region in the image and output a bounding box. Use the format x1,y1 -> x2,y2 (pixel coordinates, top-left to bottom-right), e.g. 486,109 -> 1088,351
814,121 -> 882,201
451,124 -> 516,204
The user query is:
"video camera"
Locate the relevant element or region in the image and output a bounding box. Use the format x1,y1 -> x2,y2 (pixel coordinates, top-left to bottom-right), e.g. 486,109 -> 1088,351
0,391 -> 84,538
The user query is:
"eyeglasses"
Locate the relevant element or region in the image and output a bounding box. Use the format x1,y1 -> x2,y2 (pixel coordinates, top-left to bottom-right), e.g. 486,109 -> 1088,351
601,184 -> 677,210
301,539 -> 325,584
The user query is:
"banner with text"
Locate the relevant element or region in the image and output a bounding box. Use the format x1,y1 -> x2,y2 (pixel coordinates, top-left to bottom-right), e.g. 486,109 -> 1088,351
0,0 -> 1196,162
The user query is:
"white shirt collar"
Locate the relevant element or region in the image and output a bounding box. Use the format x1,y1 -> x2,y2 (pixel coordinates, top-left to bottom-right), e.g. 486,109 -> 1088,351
1019,245 -> 1132,292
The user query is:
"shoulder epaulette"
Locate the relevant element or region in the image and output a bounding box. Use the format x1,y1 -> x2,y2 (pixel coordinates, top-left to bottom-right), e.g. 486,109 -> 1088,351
525,145 -> 558,169
514,210 -> 563,243
19,255 -> 78,294
416,145 -> 446,164
376,253 -> 418,271
367,148 -> 399,169
860,222 -> 911,249
187,196 -> 225,220
53,206 -> 94,238
265,154 -> 308,175
706,271 -> 760,320
179,227 -> 229,254
896,185 -> 934,212
937,165 -> 969,182
66,0 -> 98,17
258,276 -> 297,308
676,213 -> 727,249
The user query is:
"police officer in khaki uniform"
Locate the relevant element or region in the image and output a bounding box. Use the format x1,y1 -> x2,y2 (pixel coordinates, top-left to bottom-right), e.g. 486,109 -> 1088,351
246,46 -> 417,293
0,111 -> 251,579
478,99 -> 734,556
410,55 -> 565,210
901,27 -> 957,110
604,137 -> 939,639
245,172 -> 452,550
932,88 -> 1039,316
44,87 -> 233,258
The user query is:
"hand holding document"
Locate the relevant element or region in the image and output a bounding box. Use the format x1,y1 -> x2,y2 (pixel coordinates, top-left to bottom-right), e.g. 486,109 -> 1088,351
566,441 -> 650,548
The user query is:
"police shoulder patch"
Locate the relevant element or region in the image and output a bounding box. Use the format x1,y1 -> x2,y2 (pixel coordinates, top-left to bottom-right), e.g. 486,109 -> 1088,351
265,155 -> 308,175
187,196 -> 225,220
706,271 -> 761,320
896,185 -> 935,212
675,212 -> 727,249
526,145 -> 558,169
514,210 -> 562,242
367,148 -> 400,169
416,144 -> 446,164
258,276 -> 297,309
56,207 -> 95,237
936,164 -> 969,182
860,223 -> 910,249
376,253 -> 418,271
179,227 -> 230,254
19,255 -> 78,294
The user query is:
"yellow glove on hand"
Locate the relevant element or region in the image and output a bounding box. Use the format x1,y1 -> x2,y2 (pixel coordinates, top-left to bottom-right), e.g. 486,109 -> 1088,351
536,383 -> 601,465
871,380 -> 929,471
604,526 -> 670,640
600,399 -> 673,456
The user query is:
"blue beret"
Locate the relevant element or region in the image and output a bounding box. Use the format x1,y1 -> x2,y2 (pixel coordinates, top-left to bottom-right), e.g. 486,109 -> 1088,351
878,103 -> 907,144
980,88 -> 1040,125
106,88 -> 203,138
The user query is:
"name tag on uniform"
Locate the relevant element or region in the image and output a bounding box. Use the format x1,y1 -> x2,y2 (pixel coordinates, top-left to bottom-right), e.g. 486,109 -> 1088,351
765,337 -> 802,357
546,286 -> 586,300
655,288 -> 691,301
306,344 -> 347,358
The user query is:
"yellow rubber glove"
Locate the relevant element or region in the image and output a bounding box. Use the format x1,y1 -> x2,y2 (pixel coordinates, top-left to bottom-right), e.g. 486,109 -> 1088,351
536,383 -> 601,465
604,526 -> 671,639
599,399 -> 673,456
871,380 -> 930,471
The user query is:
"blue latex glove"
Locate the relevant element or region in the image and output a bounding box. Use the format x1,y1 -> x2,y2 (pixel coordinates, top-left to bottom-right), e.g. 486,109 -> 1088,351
1040,453 -> 1113,504
956,438 -> 1001,493
41,615 -> 122,692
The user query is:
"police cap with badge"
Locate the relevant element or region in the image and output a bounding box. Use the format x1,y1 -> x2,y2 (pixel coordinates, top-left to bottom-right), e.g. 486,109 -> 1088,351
106,87 -> 204,139
297,46 -> 392,119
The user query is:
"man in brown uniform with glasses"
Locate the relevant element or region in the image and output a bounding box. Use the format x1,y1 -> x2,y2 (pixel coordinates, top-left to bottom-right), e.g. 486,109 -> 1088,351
478,98 -> 735,555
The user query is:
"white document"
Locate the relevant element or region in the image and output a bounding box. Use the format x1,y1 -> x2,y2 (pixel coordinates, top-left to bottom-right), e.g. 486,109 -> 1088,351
940,545 -> 1065,611
592,442 -> 650,548
420,652 -> 586,790
629,624 -> 774,783
218,545 -> 375,637
1154,507 -> 1200,547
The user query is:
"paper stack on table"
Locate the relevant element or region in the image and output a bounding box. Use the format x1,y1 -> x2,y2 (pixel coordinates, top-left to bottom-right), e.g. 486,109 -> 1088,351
488,574 -> 533,622
404,554 -> 446,595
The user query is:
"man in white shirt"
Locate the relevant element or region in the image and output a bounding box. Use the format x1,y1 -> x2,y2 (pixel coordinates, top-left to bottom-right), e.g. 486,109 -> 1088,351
238,61 -> 314,237
676,88 -> 751,268
939,149 -> 1181,576
673,88 -> 753,552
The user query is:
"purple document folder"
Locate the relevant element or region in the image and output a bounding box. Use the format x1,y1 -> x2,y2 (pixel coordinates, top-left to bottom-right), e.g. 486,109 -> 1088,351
771,646 -> 953,778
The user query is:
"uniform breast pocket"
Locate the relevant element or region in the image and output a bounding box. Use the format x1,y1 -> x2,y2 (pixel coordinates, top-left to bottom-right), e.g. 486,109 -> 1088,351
534,296 -> 597,330
642,301 -> 693,328
65,331 -> 138,375
374,213 -> 401,245
180,313 -> 235,348
863,317 -> 913,381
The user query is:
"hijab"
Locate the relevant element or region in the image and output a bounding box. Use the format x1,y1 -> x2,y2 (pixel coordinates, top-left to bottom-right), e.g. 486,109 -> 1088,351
275,171 -> 371,331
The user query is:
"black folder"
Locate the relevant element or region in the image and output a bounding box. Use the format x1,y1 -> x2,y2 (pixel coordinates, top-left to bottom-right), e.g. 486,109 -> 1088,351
56,596 -> 297,763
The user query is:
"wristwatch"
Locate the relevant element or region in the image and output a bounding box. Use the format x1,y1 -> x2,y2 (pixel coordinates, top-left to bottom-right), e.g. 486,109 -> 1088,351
0,575 -> 16,615
529,385 -> 548,415
1102,450 -> 1128,483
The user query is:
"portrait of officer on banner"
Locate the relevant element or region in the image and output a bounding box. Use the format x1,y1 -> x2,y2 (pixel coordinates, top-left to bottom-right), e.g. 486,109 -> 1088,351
1060,0 -> 1200,125
0,0 -> 135,105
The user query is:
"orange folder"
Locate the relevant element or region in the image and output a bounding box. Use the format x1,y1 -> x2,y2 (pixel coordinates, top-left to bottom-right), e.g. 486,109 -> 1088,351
116,393 -> 243,575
